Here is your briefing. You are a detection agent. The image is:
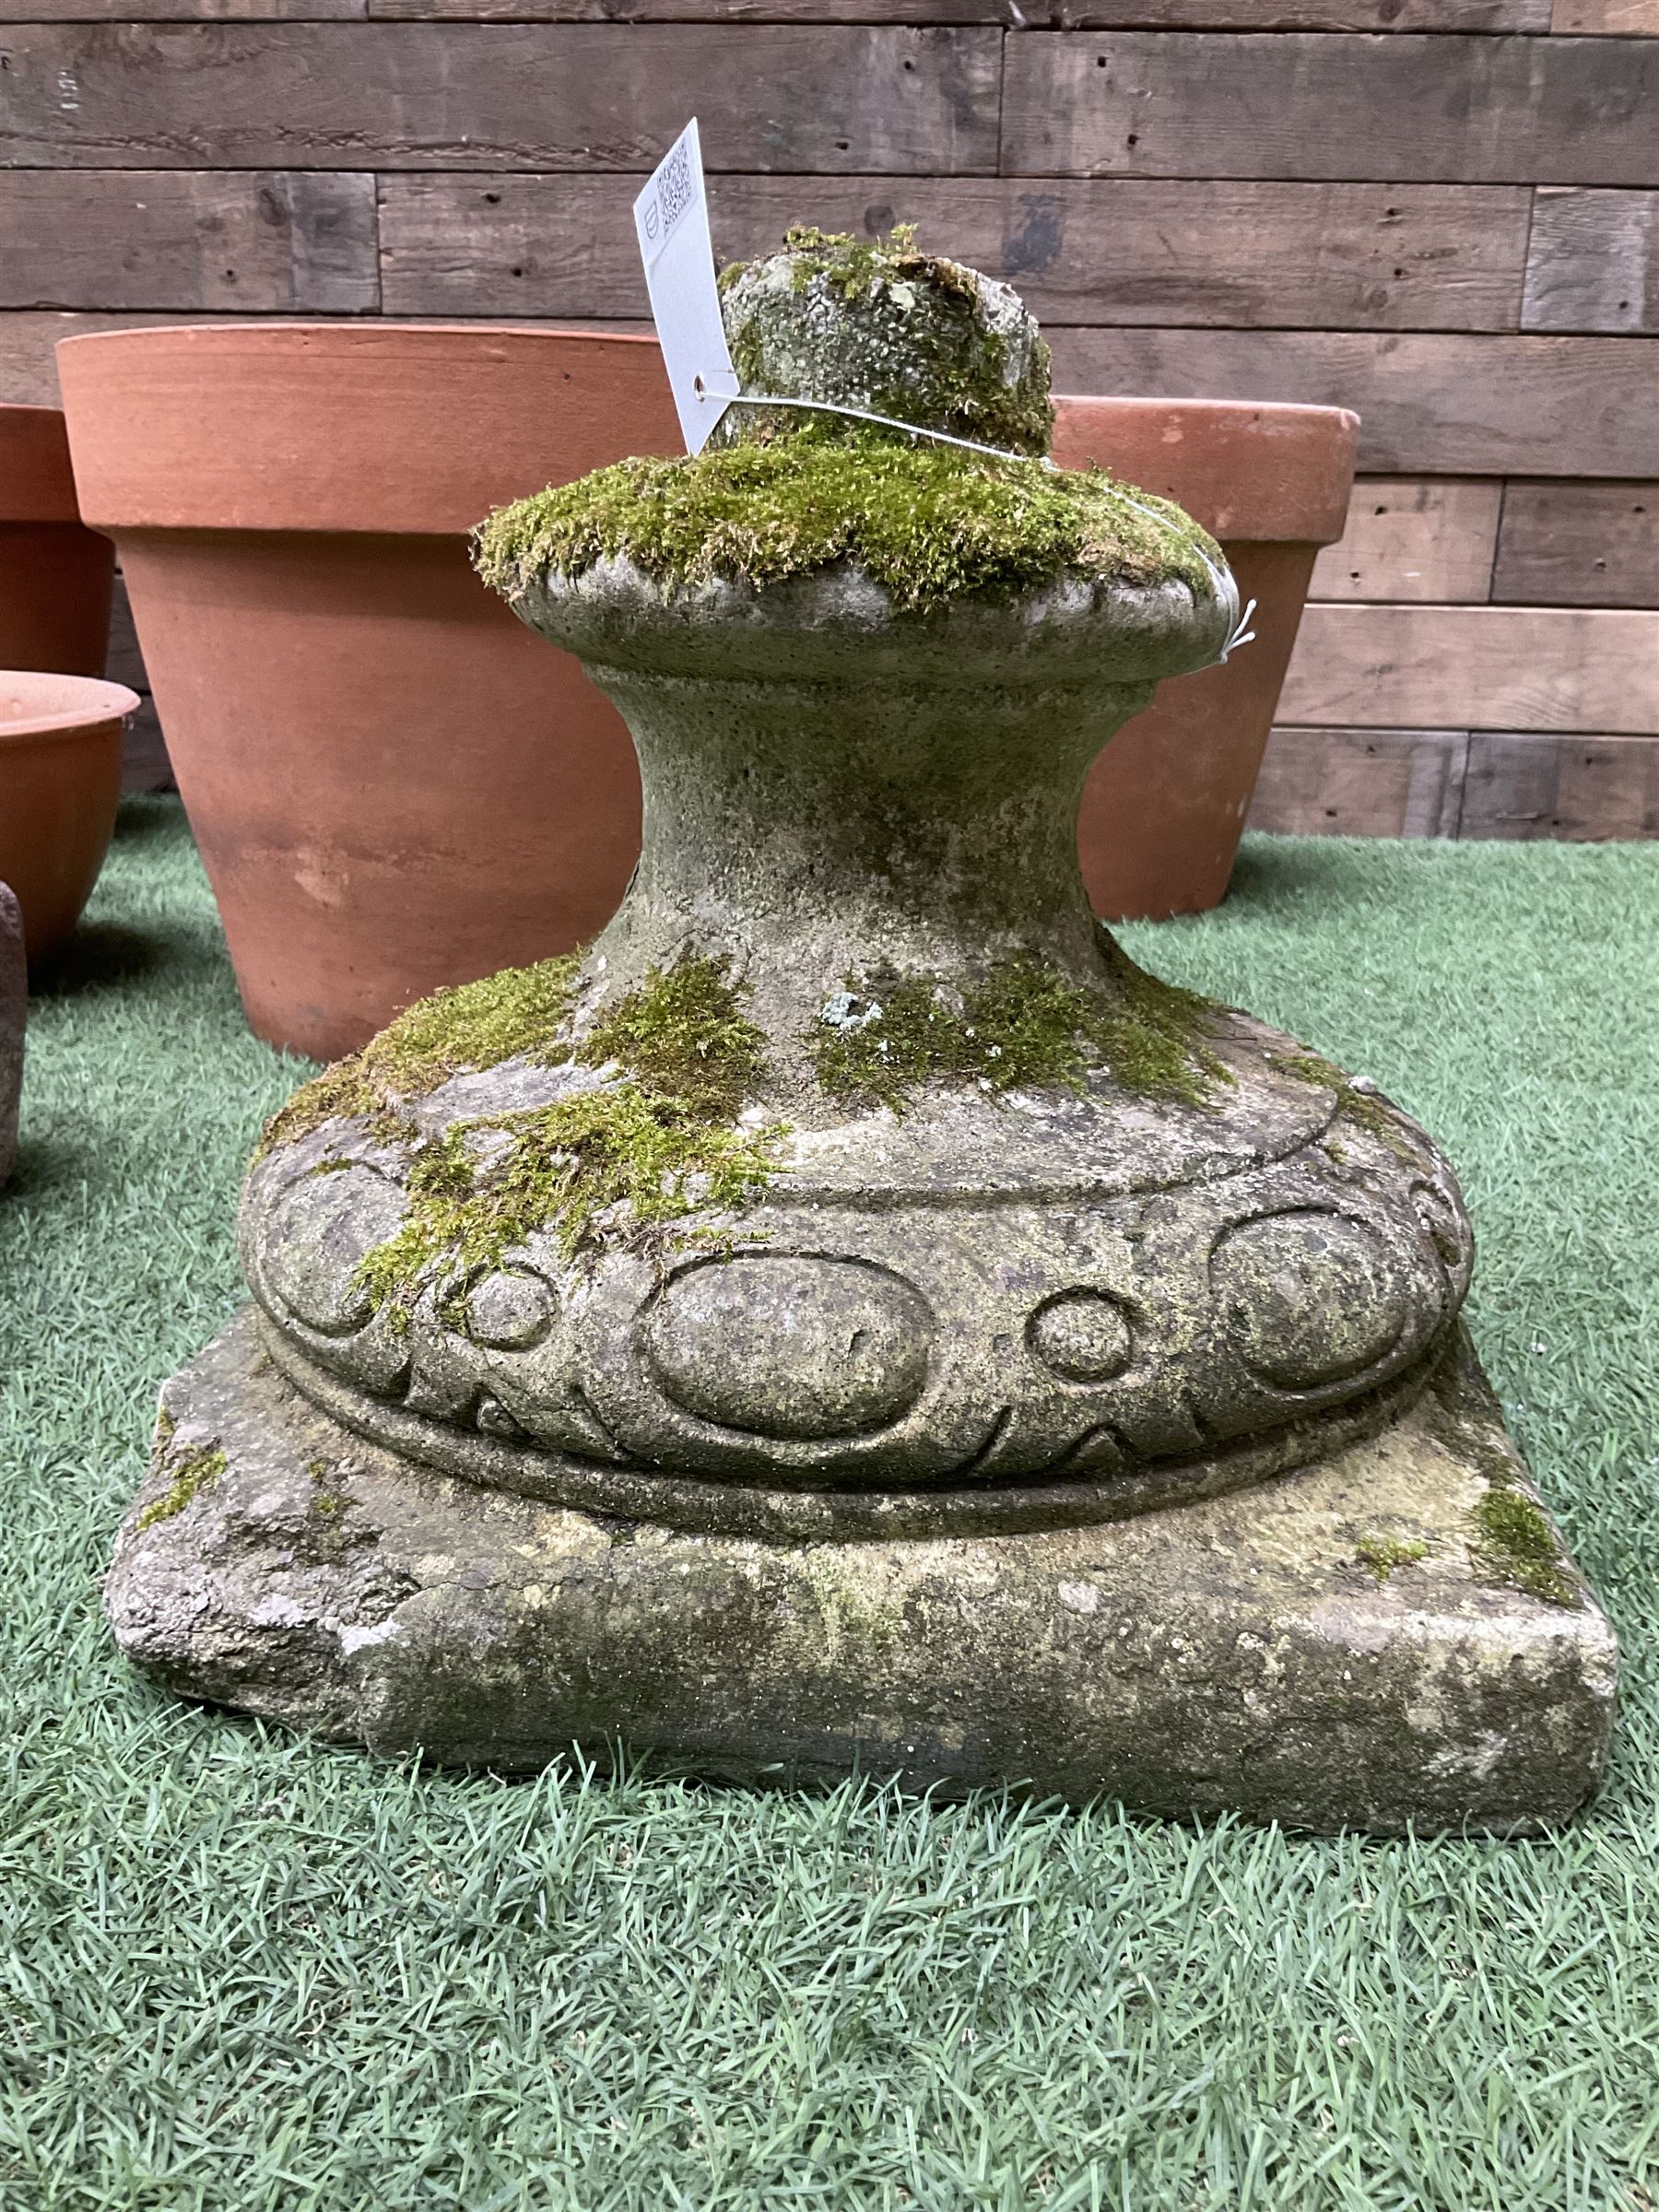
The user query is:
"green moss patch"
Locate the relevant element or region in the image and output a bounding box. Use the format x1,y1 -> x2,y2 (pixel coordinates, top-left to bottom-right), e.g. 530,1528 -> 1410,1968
769,222 -> 945,309
351,956 -> 783,1321
580,956 -> 767,1121
474,434 -> 1220,616
258,955 -> 579,1159
136,1440 -> 227,1531
1469,1485 -> 1581,1610
355,1088 -> 782,1324
810,938 -> 1229,1116
1355,1534 -> 1429,1583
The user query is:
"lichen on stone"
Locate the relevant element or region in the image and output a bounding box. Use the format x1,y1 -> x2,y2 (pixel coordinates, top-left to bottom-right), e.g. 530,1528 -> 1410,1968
474,434 -> 1221,617
137,1439 -> 227,1530
258,954 -> 580,1158
712,222 -> 1053,458
1266,1048 -> 1424,1161
350,955 -> 784,1321
809,937 -> 1229,1116
305,1455 -> 348,1519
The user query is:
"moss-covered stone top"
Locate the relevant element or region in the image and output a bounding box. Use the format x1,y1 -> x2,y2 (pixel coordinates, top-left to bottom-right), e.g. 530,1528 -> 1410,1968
475,434 -> 1221,615
713,224 -> 1053,458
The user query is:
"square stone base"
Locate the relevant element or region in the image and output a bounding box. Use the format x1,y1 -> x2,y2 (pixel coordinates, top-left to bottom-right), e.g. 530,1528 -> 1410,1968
105,1308 -> 1618,1834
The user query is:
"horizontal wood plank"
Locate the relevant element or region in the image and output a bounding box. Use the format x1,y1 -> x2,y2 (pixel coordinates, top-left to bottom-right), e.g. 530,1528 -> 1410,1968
0,24 -> 999,171
361,0 -> 1545,16
381,174 -> 1528,329
0,0 -> 362,16
1550,0 -> 1659,27
1310,479 -> 1501,603
1047,328 -> 1659,477
1043,2 -> 1547,20
0,0 -> 362,14
366,1 -> 1012,16
0,0 -> 1554,15
0,0 -> 1549,17
1279,604 -> 1659,733
1002,32 -> 1659,183
0,171 -> 378,312
1461,732 -> 1659,837
1493,479 -> 1659,606
1523,187 -> 1659,332
1250,726 -> 1469,837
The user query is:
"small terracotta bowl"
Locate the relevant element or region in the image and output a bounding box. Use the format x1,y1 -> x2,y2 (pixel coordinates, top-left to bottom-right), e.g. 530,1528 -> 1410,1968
0,672 -> 138,967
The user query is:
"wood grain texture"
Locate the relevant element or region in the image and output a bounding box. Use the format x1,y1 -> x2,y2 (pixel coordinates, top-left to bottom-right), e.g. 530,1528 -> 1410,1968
365,1 -> 1013,17
1493,479 -> 1659,606
1,1 -> 1547,18
361,0 -> 1546,16
1462,732 -> 1659,837
1047,328 -> 1659,476
1550,0 -> 1659,28
1310,479 -> 1501,602
1279,604 -> 1659,733
1249,727 -> 1469,836
0,24 -> 999,171
1041,2 -> 1548,21
1,0 -> 362,15
1002,33 -> 1659,183
380,174 -> 1528,329
1523,188 -> 1659,332
0,171 -> 378,312
0,0 -> 1553,16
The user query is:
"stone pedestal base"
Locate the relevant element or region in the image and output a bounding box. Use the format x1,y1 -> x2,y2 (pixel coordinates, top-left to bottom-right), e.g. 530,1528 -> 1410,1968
106,1308 -> 1617,1834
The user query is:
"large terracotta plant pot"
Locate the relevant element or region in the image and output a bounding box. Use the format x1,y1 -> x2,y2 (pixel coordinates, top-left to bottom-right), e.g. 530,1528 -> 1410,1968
0,672 -> 138,966
59,325 -> 680,1063
1053,398 -> 1357,920
0,406 -> 115,678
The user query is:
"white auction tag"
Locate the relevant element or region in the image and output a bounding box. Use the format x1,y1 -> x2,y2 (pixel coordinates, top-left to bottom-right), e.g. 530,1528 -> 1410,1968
633,120 -> 739,454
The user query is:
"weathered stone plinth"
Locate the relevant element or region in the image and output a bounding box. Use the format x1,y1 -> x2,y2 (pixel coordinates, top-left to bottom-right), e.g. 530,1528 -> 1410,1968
107,1307 -> 1615,1833
107,230 -> 1617,1826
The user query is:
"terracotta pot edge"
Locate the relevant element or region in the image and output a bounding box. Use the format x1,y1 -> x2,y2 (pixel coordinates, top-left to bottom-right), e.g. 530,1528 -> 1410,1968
0,674 -> 140,739
55,321 -> 665,361
1053,394 -> 1359,545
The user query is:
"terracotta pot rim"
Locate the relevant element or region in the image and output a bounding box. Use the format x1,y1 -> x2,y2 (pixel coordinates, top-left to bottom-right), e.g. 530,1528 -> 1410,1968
0,672 -> 139,739
56,322 -> 662,362
1054,392 -> 1359,433
59,326 -> 682,539
1052,394 -> 1359,547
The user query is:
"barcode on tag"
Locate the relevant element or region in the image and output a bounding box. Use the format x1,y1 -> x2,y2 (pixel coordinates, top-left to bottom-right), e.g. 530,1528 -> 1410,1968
633,120 -> 738,453
653,134 -> 696,246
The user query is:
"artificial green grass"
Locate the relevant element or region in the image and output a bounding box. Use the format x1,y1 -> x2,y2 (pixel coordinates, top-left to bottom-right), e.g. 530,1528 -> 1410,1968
2,798 -> 1656,2211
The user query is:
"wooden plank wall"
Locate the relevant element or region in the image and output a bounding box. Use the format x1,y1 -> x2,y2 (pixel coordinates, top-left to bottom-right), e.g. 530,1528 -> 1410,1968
1,5 -> 1654,833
